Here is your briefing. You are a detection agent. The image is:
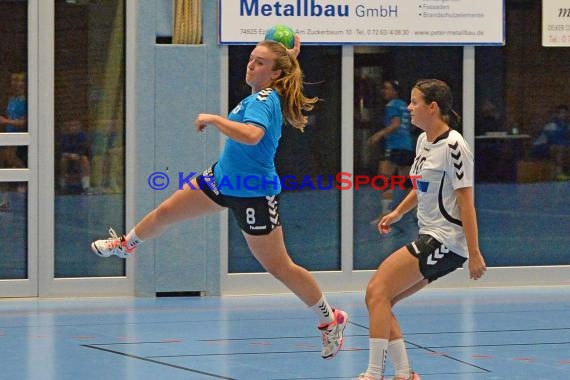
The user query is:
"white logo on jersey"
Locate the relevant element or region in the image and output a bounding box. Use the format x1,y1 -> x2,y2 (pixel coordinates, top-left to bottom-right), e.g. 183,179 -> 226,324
231,102 -> 242,114
448,141 -> 464,180
256,88 -> 273,101
412,155 -> 427,174
267,195 -> 279,227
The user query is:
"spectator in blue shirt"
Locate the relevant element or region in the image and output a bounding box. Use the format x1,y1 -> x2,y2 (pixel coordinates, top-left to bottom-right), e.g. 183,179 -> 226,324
368,80 -> 415,222
58,119 -> 91,193
531,104 -> 570,180
0,72 -> 27,210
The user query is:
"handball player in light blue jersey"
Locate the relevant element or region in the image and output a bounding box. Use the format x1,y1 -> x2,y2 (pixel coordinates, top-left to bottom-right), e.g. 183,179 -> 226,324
91,35 -> 348,361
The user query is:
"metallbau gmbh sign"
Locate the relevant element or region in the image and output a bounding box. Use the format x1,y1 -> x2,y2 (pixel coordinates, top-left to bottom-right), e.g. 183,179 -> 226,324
219,0 -> 505,46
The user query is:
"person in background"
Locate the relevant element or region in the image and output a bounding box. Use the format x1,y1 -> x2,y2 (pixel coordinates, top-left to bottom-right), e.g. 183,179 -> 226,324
531,104 -> 570,180
90,119 -> 123,194
368,80 -> 415,223
58,119 -> 91,193
359,79 -> 486,380
0,72 -> 27,211
475,99 -> 503,135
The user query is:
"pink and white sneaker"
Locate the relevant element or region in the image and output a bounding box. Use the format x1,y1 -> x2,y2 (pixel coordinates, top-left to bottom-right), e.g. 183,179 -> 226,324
319,309 -> 348,359
90,227 -> 135,259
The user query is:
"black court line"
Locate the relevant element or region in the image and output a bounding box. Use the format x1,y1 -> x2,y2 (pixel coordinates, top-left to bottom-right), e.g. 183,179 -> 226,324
412,341 -> 570,349
87,340 -> 183,346
196,325 -> 570,342
83,322 -> 570,377
144,351 -> 488,380
406,326 -> 570,335
349,320 -> 491,373
82,344 -> 236,380
345,307 -> 570,319
83,340 -> 488,379
147,349 -> 324,359
197,335 -> 325,342
405,340 -> 491,373
349,320 -> 570,337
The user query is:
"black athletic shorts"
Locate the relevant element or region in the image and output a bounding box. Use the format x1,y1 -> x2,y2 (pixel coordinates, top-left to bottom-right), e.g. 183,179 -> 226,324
196,164 -> 281,236
406,234 -> 467,283
384,149 -> 415,167
379,149 -> 415,189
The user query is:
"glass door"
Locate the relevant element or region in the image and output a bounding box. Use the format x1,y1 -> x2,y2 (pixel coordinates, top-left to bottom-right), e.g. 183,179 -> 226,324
40,0 -> 133,297
0,0 -> 133,298
0,0 -> 37,297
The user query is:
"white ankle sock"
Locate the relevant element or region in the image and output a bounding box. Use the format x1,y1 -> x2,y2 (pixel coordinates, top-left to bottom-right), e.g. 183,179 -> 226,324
381,198 -> 393,214
310,295 -> 334,325
81,176 -> 90,190
366,338 -> 388,379
125,229 -> 143,250
388,338 -> 411,378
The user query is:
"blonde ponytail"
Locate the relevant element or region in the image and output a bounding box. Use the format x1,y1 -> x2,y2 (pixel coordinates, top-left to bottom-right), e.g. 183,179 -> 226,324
258,40 -> 318,132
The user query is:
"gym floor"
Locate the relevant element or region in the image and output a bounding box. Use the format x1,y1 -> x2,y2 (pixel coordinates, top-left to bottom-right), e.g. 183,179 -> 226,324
1,286 -> 568,379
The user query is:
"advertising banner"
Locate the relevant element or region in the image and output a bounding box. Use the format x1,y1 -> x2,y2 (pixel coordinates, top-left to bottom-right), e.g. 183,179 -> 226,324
219,0 -> 505,45
542,0 -> 570,47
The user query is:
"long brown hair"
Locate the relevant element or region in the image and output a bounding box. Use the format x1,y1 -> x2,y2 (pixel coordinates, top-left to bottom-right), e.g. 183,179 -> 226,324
257,40 -> 318,132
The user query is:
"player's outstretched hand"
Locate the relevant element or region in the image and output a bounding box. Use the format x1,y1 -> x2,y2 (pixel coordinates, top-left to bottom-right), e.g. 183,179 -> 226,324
468,251 -> 486,280
195,113 -> 214,133
287,35 -> 301,58
378,211 -> 403,234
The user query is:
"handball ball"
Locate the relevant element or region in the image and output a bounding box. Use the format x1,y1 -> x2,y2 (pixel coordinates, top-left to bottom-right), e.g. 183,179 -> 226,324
264,24 -> 295,49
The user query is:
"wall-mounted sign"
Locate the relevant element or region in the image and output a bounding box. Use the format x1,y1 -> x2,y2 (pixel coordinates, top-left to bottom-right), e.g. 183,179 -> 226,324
543,0 -> 570,47
219,0 -> 505,46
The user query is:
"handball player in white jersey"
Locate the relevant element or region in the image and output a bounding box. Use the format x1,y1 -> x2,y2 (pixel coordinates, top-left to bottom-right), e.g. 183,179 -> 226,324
358,79 -> 486,380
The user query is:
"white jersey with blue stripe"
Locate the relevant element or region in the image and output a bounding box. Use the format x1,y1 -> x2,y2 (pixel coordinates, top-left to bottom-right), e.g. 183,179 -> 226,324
410,129 -> 474,257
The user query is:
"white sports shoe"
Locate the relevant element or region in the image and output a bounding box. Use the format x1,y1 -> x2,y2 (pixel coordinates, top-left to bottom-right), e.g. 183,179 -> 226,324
319,309 -> 348,359
90,227 -> 135,259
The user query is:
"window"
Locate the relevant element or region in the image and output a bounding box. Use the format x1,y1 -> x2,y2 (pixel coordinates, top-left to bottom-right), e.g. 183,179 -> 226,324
54,0 -> 126,277
227,45 -> 342,273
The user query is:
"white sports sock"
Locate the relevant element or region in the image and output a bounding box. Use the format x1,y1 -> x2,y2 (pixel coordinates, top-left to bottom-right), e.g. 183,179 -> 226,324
365,338 -> 388,379
125,229 -> 143,250
81,176 -> 90,190
310,295 -> 334,325
388,338 -> 411,378
381,190 -> 393,214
